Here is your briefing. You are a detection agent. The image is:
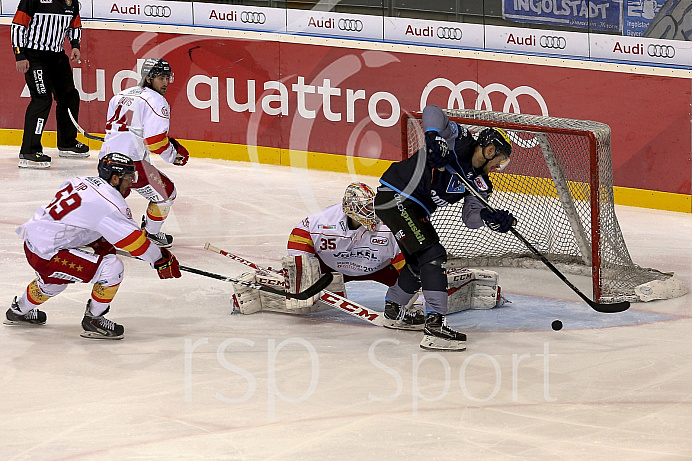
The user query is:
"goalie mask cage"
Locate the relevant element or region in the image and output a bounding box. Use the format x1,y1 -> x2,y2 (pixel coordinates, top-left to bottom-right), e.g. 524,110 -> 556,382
403,109 -> 685,303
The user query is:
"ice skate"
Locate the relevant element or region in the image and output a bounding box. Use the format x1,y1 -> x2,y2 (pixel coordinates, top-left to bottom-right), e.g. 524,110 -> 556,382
18,152 -> 51,169
383,299 -> 425,331
4,297 -> 46,325
58,141 -> 90,158
141,216 -> 173,248
80,301 -> 124,340
420,312 -> 466,351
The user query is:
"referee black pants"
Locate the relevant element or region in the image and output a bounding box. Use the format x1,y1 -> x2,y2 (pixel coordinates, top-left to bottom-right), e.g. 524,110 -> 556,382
21,49 -> 80,155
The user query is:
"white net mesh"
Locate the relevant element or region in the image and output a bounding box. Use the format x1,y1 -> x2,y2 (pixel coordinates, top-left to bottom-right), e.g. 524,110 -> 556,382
404,109 -> 685,303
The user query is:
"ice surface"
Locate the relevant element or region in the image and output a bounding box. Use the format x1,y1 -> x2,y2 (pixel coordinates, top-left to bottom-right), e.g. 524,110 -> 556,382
1,147 -> 691,460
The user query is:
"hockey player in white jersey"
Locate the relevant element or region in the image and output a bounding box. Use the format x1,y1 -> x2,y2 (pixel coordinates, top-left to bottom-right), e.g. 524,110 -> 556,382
98,58 -> 189,248
231,182 -> 418,324
5,153 -> 182,339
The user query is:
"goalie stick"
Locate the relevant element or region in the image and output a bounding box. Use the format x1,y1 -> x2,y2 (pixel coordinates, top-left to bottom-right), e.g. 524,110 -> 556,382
444,164 -> 630,314
68,108 -> 105,142
203,243 -> 385,326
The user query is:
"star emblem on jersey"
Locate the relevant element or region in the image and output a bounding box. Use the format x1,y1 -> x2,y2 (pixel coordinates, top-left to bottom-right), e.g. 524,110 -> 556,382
447,176 -> 466,194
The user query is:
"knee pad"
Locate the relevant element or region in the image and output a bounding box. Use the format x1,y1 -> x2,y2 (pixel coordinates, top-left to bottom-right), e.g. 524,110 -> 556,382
91,254 -> 124,286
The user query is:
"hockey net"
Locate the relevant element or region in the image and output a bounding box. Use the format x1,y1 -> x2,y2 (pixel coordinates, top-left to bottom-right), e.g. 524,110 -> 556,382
403,109 -> 686,303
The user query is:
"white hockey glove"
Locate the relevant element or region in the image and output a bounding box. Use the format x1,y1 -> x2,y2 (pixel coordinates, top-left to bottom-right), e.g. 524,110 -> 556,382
446,268 -> 505,313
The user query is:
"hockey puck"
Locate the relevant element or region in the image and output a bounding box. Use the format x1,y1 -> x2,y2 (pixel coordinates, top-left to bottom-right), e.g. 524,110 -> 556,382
551,320 -> 563,331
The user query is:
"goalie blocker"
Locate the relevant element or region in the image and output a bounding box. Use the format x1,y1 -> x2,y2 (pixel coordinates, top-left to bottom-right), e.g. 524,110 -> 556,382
231,255 -> 504,315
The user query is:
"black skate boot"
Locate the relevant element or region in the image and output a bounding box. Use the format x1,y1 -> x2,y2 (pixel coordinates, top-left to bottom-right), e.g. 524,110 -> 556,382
141,216 -> 173,248
80,301 -> 124,340
4,297 -> 46,325
58,141 -> 90,158
18,152 -> 51,169
420,311 -> 466,351
383,299 -> 425,331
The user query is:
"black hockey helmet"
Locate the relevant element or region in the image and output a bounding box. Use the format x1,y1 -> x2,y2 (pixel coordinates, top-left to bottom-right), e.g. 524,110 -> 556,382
477,127 -> 513,157
98,153 -> 136,183
139,58 -> 174,86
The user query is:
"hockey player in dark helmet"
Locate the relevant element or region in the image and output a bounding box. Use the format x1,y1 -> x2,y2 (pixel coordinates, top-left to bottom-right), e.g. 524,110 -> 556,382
98,153 -> 137,198
139,58 -> 174,96
375,104 -> 515,351
7,151 -> 181,340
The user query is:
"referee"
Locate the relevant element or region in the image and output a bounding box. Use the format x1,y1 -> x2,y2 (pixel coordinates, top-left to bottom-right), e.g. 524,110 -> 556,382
12,0 -> 89,169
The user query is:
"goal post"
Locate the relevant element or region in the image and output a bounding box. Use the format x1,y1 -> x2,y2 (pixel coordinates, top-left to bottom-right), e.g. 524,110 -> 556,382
402,108 -> 686,303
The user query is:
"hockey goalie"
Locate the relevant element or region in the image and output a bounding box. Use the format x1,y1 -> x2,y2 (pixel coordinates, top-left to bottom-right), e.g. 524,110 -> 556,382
229,182 -> 506,325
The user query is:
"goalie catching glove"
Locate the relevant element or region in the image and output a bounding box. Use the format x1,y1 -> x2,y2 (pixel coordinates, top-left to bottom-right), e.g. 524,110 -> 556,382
231,255 -> 346,314
446,268 -> 506,313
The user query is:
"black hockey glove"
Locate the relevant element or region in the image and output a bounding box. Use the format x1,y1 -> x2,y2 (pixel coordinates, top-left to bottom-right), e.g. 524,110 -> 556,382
480,208 -> 515,233
425,131 -> 449,168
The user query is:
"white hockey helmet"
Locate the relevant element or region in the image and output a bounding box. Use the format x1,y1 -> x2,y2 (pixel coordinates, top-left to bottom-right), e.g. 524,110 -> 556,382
342,182 -> 379,231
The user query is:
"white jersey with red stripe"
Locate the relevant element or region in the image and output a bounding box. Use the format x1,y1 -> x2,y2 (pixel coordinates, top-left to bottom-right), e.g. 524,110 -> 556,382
16,176 -> 162,265
98,86 -> 176,164
287,204 -> 404,276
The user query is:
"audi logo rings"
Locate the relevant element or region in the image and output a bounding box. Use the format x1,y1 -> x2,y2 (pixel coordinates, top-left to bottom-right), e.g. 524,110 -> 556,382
647,44 -> 675,58
143,5 -> 171,18
539,35 -> 567,49
338,19 -> 363,32
241,11 -> 266,24
436,27 -> 463,40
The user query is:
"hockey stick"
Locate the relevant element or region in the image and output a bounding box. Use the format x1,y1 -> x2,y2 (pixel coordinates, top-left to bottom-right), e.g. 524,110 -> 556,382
179,265 -> 333,300
203,243 -> 385,326
113,247 -> 332,300
68,108 -> 105,142
444,164 -> 630,314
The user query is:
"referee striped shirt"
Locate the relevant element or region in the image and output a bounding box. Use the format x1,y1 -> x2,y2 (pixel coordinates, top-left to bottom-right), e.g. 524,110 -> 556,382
11,0 -> 81,61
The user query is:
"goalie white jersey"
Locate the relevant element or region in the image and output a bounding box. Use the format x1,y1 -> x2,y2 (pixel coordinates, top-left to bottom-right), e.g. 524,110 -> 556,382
16,176 -> 160,265
98,86 -> 177,164
287,204 -> 405,276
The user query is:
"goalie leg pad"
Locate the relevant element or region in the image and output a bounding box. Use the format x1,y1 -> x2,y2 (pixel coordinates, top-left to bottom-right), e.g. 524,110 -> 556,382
446,268 -> 501,314
282,255 -> 322,311
231,271 -> 263,314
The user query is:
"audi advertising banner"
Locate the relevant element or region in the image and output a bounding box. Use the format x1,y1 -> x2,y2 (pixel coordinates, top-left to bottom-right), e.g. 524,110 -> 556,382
590,33 -> 692,65
193,3 -> 286,33
0,24 -> 690,196
485,25 -> 589,58
384,17 -> 484,50
94,0 -> 193,25
502,0 -> 623,33
286,9 -> 384,41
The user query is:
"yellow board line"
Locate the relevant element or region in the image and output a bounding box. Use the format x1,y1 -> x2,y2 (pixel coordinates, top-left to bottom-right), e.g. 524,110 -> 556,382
0,129 -> 688,212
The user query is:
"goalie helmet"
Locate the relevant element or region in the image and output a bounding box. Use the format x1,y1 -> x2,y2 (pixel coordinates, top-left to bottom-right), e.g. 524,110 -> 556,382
342,182 -> 379,231
139,58 -> 174,86
98,153 -> 136,183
